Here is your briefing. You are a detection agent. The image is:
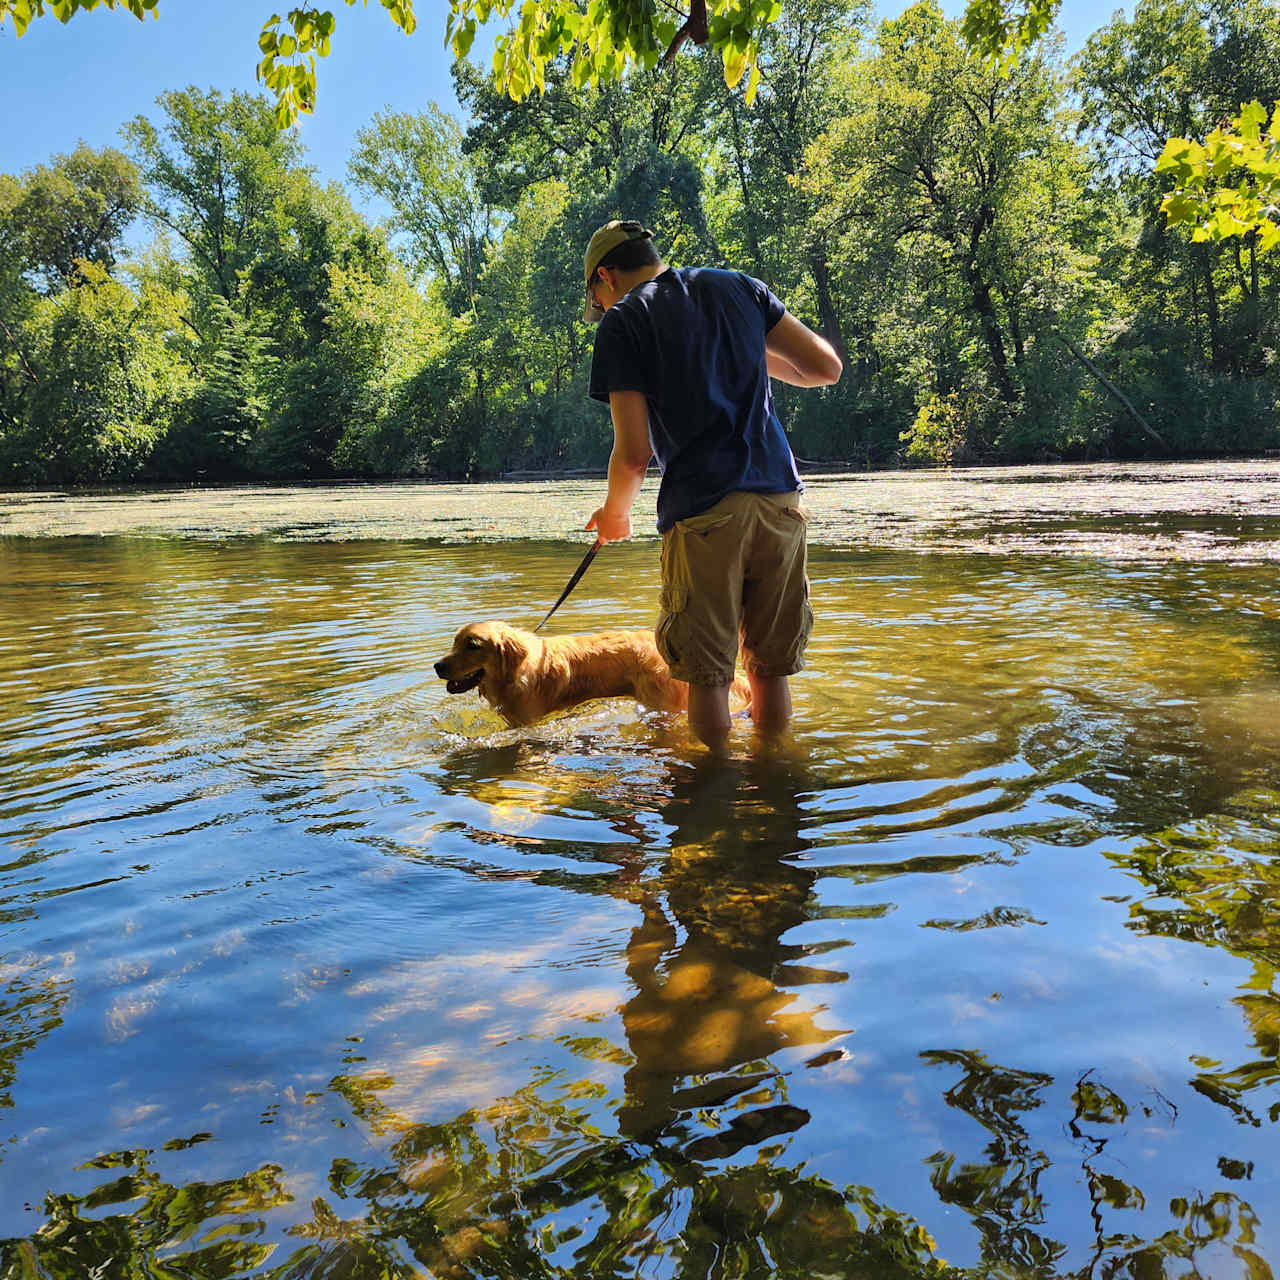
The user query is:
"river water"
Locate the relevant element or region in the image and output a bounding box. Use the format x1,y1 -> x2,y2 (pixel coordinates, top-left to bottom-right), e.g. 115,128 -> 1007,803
1,462 -> 1279,1277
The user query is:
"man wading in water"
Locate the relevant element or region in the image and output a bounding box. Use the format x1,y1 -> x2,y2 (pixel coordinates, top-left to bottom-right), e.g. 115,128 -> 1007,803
582,220 -> 843,750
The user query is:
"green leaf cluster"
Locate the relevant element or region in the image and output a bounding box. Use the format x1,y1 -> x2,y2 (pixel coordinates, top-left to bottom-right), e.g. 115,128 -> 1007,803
1158,101 -> 1280,251
5,0 -> 1062,121
0,0 -> 157,39
255,3 -> 415,128
958,0 -> 1058,65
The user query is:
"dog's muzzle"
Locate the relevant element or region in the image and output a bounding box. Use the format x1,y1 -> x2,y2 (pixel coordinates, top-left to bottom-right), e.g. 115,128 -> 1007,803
435,659 -> 483,695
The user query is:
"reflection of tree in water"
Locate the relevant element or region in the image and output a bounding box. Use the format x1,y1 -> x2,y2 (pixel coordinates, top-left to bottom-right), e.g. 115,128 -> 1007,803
1117,787 -> 1280,1128
924,1049 -> 1064,1275
19,1056 -> 1273,1278
1066,1074 -> 1273,1279
0,954 -> 71,1118
923,1050 -> 1275,1280
9,1104 -> 954,1277
281,1065 -> 954,1279
6,1142 -> 289,1276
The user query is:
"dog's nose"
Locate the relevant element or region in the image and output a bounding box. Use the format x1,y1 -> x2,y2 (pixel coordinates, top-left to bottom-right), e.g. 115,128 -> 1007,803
433,660 -> 447,677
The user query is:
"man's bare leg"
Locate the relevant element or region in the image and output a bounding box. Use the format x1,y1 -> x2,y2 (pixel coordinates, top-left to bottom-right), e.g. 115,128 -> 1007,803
748,673 -> 792,737
688,683 -> 732,752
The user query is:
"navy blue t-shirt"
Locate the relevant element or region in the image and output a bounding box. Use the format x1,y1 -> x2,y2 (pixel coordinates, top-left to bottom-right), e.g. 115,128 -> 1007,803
588,266 -> 801,533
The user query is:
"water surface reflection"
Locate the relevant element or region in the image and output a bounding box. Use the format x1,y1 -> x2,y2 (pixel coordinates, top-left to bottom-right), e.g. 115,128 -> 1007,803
1,476 -> 1279,1275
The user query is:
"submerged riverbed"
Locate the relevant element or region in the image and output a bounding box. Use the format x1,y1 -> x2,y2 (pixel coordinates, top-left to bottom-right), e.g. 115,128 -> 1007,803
2,462 -> 1280,1277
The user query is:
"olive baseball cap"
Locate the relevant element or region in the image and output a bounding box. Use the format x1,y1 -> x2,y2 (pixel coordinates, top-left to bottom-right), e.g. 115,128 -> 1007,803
582,219 -> 654,323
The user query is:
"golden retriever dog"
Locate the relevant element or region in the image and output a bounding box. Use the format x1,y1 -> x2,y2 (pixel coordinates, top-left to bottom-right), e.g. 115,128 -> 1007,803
434,621 -> 751,728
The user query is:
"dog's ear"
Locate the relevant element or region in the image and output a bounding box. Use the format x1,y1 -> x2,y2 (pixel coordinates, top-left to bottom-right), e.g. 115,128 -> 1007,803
495,627 -> 530,683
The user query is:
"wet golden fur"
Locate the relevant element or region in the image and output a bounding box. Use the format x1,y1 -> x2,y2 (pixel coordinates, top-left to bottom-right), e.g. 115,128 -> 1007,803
434,621 -> 750,728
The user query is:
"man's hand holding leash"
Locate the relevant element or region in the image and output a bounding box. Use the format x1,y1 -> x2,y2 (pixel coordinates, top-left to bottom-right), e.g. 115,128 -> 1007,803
586,506 -> 632,545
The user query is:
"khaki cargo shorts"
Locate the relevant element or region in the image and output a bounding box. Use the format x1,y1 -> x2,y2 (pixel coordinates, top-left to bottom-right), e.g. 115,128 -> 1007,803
656,490 -> 813,687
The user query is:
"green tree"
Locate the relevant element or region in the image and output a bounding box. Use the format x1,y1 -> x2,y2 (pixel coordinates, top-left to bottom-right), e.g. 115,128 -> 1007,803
347,105 -> 495,314
0,143 -> 142,293
123,87 -> 305,322
470,179 -> 577,465
123,87 -> 416,478
122,87 -> 302,476
326,257 -> 448,475
0,260 -> 189,483
705,0 -> 868,350
1074,0 -> 1280,450
0,177 -> 39,438
454,50 -> 719,217
247,177 -> 426,477
0,144 -> 144,453
156,293 -> 277,478
805,2 -> 1095,460
263,244 -> 441,478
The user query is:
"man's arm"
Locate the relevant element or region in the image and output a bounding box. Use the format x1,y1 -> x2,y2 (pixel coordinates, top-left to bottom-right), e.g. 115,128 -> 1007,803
765,311 -> 844,387
586,390 -> 653,545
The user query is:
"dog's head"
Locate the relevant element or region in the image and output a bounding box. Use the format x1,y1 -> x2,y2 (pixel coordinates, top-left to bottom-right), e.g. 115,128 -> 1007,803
433,621 -> 531,696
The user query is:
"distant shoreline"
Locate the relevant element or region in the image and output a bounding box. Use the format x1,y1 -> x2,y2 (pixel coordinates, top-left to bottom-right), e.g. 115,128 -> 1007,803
3,453 -> 1280,500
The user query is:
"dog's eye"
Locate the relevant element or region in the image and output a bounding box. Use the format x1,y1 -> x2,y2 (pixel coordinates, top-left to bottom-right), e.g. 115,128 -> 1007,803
465,637 -> 482,649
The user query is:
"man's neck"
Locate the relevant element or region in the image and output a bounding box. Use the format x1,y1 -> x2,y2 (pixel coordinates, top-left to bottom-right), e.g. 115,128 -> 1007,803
618,263 -> 668,293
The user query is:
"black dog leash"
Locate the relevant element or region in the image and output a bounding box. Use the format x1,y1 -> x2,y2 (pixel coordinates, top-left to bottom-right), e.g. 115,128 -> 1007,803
533,540 -> 601,633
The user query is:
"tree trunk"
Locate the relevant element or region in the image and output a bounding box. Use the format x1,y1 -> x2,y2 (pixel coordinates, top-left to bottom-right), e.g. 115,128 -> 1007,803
969,268 -> 1016,402
1057,331 -> 1169,452
808,247 -> 844,360
964,205 -> 1016,403
727,99 -> 764,276
1250,232 -> 1260,354
1190,268 -> 1201,355
1009,305 -> 1025,367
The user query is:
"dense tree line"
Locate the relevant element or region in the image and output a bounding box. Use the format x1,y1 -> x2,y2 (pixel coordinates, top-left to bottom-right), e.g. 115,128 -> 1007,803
1,0 -> 1278,485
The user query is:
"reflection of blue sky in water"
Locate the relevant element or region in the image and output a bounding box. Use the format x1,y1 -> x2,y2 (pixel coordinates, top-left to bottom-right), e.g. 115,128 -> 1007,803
1,472 -> 1280,1273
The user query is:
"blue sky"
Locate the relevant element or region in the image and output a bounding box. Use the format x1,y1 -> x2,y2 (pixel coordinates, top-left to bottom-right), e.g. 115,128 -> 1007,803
0,0 -> 1124,202
0,0 -> 467,195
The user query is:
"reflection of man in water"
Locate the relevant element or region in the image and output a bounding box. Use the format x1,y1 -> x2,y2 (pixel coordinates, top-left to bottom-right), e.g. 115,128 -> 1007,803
617,755 -> 848,1152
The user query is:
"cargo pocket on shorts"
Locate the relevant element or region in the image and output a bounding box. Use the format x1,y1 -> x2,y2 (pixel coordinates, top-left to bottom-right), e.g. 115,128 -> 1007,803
768,499 -> 813,674
794,576 -> 814,666
655,583 -> 690,670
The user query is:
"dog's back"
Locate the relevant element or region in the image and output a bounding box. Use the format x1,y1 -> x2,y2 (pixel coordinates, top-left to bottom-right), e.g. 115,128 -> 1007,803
542,629 -> 690,715
540,629 -> 752,719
